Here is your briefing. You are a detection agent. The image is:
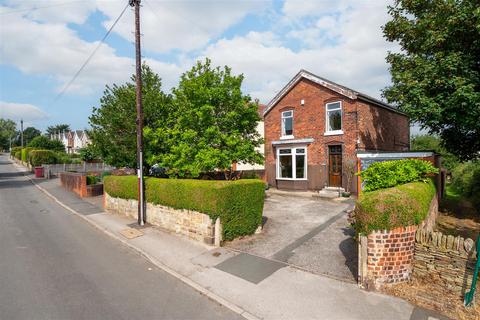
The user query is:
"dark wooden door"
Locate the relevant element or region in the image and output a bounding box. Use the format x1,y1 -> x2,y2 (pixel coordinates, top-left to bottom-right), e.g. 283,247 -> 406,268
328,145 -> 342,187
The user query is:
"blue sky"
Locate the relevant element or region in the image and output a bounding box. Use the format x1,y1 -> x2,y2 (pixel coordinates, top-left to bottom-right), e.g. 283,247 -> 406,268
1,0 -> 413,133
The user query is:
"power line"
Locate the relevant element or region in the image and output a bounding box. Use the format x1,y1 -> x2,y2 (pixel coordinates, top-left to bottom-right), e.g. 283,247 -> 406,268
0,1 -> 83,16
52,3 -> 130,103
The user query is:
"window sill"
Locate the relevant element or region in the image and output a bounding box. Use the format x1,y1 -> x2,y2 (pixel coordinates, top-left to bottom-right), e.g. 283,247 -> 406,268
276,178 -> 308,181
280,135 -> 294,140
324,130 -> 344,136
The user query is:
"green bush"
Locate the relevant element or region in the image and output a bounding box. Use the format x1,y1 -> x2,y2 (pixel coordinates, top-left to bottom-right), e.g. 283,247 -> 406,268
27,135 -> 65,153
29,150 -> 57,167
14,150 -> 21,159
359,159 -> 439,192
353,180 -> 436,234
452,161 -> 480,207
11,146 -> 22,156
86,175 -> 100,185
104,176 -> 265,240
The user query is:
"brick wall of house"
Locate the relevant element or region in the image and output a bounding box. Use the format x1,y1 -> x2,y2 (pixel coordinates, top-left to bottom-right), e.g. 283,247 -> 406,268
357,102 -> 410,151
264,77 -> 410,191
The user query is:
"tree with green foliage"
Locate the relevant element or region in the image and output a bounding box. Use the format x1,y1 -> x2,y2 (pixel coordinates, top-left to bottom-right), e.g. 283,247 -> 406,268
46,124 -> 70,136
16,127 -> 41,146
410,134 -> 458,171
89,64 -> 172,168
383,0 -> 480,161
27,135 -> 65,153
0,119 -> 16,150
79,144 -> 100,162
146,59 -> 263,179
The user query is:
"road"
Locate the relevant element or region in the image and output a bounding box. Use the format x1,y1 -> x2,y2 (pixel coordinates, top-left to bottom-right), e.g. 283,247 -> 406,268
0,154 -> 242,320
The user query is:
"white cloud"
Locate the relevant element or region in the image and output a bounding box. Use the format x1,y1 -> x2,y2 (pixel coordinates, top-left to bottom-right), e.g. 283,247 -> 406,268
97,0 -> 270,53
200,0 -> 397,103
0,101 -> 49,122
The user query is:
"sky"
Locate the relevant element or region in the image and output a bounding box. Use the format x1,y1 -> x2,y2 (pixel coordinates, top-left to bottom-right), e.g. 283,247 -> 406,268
1,0 -> 422,134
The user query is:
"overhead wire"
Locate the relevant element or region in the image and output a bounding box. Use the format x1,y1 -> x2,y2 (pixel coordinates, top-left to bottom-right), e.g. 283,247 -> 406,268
0,1 -> 83,15
52,2 -> 130,104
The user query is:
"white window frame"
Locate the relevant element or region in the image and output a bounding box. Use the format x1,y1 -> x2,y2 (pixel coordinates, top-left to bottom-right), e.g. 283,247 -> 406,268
276,146 -> 307,180
281,110 -> 294,139
325,101 -> 344,136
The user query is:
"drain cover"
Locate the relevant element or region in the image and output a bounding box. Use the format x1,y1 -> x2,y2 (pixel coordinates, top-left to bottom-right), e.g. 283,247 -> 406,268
120,228 -> 144,239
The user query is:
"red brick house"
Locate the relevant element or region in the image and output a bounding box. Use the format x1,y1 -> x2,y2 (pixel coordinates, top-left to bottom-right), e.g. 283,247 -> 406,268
263,70 -> 410,193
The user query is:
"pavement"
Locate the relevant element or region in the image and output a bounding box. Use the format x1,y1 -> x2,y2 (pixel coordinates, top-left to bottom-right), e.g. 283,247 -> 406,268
3,154 -> 451,320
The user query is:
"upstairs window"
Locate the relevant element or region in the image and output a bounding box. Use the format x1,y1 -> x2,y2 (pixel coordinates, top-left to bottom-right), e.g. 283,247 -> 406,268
326,102 -> 342,134
281,110 -> 293,138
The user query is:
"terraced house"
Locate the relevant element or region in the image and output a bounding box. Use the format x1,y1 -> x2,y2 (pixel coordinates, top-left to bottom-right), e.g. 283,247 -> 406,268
263,70 -> 410,194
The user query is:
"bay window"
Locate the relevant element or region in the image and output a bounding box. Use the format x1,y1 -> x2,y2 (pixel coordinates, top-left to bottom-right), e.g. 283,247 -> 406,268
277,147 -> 307,180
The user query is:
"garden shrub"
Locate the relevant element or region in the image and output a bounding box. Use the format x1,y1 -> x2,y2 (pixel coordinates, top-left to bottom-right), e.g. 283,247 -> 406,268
353,180 -> 436,234
86,175 -> 100,185
14,150 -> 21,159
27,135 -> 65,153
29,150 -> 57,167
11,146 -> 22,156
358,159 -> 438,192
452,161 -> 480,207
104,176 -> 265,240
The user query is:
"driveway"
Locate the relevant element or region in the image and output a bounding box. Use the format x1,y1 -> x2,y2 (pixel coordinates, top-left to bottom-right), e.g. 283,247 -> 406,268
226,192 -> 357,282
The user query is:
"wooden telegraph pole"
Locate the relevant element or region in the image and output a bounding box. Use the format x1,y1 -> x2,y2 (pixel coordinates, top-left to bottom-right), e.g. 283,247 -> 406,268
129,0 -> 145,225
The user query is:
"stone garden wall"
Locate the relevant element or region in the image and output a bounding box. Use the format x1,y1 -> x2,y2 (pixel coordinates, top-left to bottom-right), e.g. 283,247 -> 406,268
413,229 -> 477,296
104,192 -> 218,246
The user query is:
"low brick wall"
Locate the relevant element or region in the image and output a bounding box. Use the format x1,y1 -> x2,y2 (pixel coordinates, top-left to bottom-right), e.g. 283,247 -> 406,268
358,194 -> 438,289
60,172 -> 103,198
366,226 -> 417,288
413,229 -> 477,297
104,192 -> 217,245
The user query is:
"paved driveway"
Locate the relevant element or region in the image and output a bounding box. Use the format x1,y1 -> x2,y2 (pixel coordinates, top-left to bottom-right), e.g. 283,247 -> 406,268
227,192 -> 357,282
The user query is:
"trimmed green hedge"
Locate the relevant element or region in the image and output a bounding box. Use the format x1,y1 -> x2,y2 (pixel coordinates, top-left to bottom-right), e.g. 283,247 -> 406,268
353,179 -> 436,234
104,176 -> 265,240
29,150 -> 57,167
358,159 -> 438,192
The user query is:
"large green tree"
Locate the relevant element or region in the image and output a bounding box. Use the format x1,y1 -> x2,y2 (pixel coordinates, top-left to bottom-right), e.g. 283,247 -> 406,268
383,0 -> 480,160
410,134 -> 458,171
46,124 -> 70,136
89,64 -> 172,168
146,59 -> 263,178
0,119 -> 16,150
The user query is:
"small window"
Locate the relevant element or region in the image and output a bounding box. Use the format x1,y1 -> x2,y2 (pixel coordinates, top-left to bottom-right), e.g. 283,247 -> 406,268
281,110 -> 293,137
326,102 -> 342,133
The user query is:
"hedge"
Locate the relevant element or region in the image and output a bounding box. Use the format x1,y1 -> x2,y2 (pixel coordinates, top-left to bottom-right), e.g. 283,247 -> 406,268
353,179 -> 436,235
29,150 -> 57,167
104,176 -> 265,240
358,159 -> 438,192
452,161 -> 480,207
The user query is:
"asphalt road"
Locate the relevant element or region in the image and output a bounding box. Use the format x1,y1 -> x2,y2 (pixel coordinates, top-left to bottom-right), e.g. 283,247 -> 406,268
0,154 -> 242,320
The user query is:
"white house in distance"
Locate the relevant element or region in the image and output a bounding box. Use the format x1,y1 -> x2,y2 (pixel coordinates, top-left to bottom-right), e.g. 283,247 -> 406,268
235,104 -> 265,175
50,130 -> 90,154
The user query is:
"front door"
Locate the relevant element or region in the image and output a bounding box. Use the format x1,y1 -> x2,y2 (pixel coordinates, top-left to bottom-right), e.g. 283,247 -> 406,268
328,145 -> 342,187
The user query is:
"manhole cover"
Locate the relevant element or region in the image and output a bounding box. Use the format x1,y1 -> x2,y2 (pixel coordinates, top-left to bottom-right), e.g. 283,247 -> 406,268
120,228 -> 144,239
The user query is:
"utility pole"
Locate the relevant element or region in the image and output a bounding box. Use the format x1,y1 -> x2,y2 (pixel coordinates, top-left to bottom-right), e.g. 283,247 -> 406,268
130,0 -> 145,225
20,119 -> 24,148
